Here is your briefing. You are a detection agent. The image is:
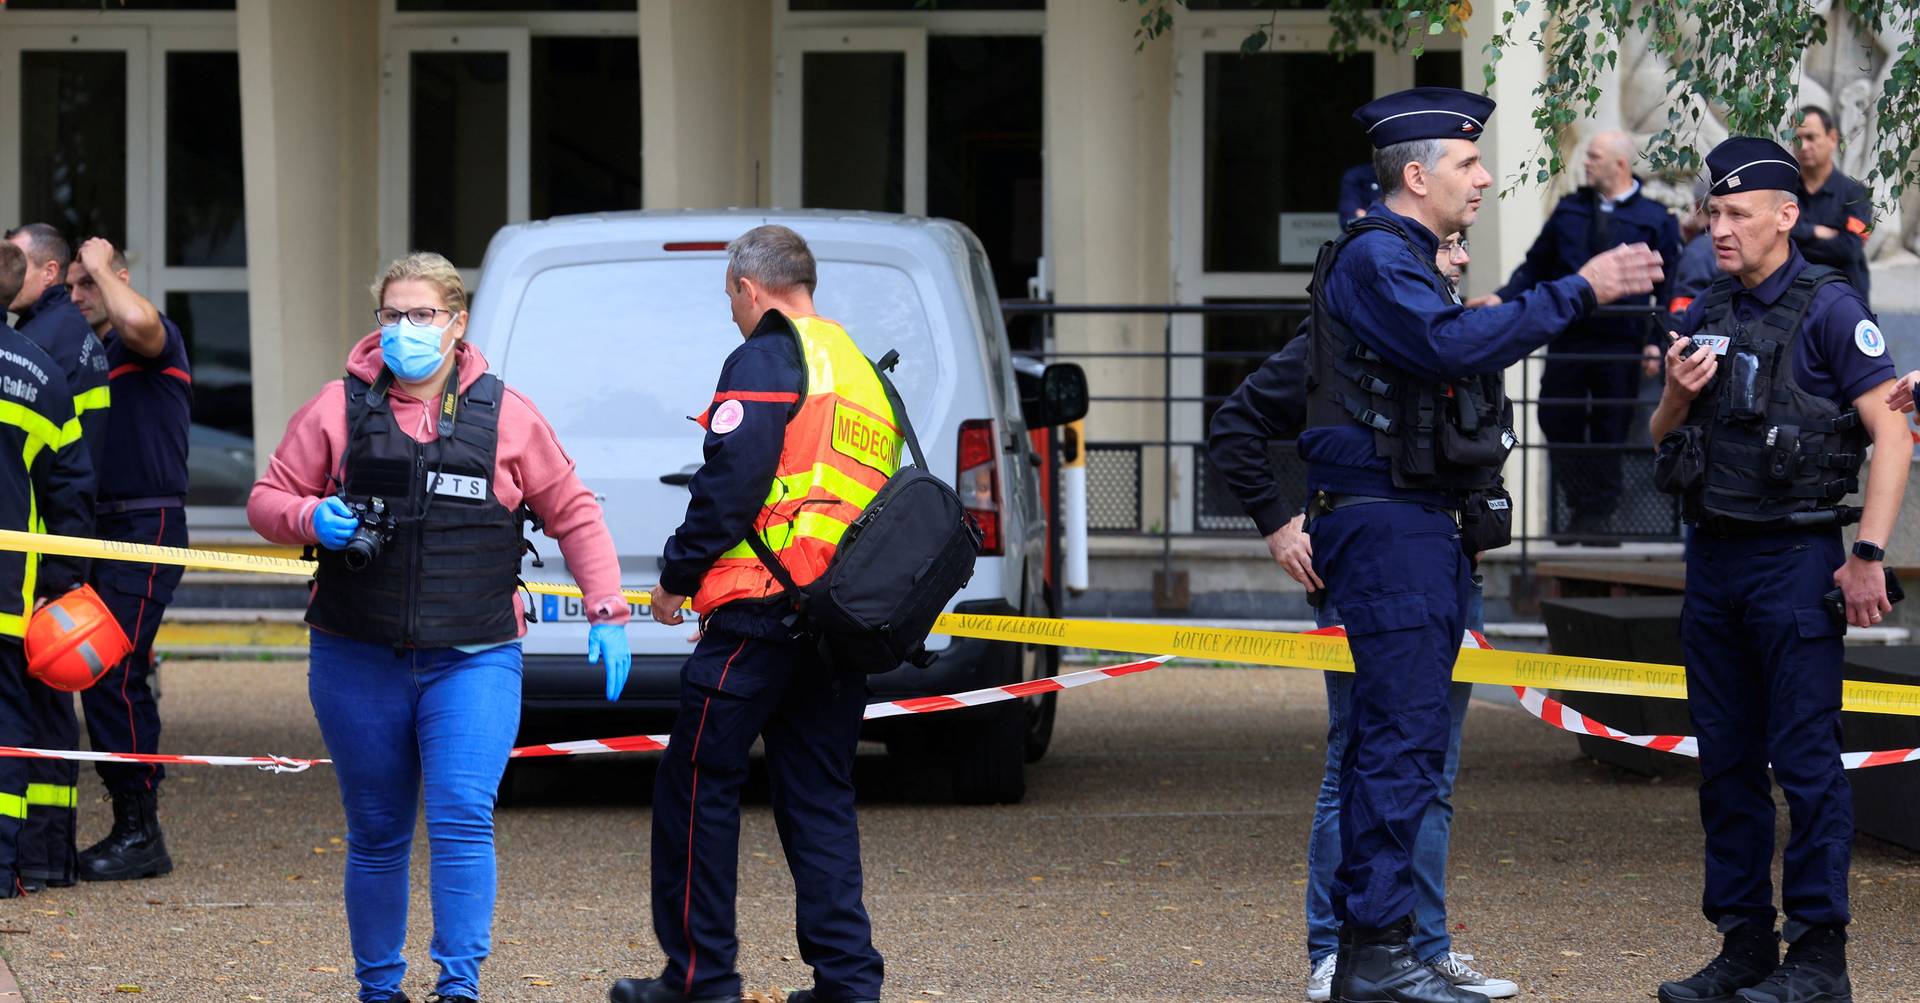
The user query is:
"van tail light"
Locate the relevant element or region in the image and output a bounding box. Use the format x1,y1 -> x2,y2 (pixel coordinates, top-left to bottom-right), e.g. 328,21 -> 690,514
957,418 -> 1003,555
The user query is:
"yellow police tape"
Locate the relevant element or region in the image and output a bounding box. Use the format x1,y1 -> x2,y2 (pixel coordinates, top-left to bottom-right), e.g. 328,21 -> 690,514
7,528 -> 1919,718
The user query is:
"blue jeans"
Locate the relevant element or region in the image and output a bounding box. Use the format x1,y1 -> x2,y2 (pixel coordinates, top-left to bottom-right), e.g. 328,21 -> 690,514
1304,576 -> 1482,964
308,631 -> 523,1001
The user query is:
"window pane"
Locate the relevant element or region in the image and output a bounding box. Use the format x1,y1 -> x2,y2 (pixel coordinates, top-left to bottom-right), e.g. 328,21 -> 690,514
928,35 -> 1042,303
1414,50 -> 1464,90
165,291 -> 254,507
19,51 -> 126,249
7,0 -> 233,8
167,51 -> 246,267
1203,50 -> 1373,273
411,51 -> 510,268
791,0 -> 1040,8
398,0 -> 634,10
802,51 -> 904,213
530,36 -> 640,219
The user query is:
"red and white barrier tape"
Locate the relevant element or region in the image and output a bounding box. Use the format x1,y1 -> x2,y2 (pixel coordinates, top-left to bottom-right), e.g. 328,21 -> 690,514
0,654 -> 1174,771
1310,626 -> 1920,771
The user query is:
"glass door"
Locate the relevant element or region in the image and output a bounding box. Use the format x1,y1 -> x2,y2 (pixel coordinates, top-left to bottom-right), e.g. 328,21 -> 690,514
773,28 -> 926,215
0,27 -> 153,288
380,27 -> 530,278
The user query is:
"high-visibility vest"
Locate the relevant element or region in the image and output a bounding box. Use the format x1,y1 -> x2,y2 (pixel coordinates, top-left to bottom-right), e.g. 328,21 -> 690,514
692,315 -> 903,616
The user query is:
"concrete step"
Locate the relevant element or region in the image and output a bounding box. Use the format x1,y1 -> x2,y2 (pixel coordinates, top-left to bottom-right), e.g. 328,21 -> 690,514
156,607 -> 307,657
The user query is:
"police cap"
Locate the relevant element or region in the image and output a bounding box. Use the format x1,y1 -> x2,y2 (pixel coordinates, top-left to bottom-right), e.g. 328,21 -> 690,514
1705,137 -> 1800,196
1353,87 -> 1496,149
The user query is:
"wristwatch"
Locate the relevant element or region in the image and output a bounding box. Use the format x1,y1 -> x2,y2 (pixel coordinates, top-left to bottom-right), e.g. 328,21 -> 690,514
1853,540 -> 1885,562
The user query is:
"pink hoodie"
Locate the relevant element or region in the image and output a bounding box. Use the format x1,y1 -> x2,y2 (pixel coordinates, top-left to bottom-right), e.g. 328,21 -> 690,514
247,333 -> 629,632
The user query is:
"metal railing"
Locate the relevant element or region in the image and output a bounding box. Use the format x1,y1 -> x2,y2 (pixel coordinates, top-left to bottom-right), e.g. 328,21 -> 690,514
1005,300 -> 1676,579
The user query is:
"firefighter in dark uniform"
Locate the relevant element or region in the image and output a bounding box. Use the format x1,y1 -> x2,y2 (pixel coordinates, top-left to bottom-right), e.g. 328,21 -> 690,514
64,238 -> 191,882
1480,131 -> 1682,541
4,223 -> 108,893
1296,88 -> 1663,1003
0,238 -> 97,898
1790,106 -> 1874,305
1650,137 -> 1908,1003
616,225 -> 888,1003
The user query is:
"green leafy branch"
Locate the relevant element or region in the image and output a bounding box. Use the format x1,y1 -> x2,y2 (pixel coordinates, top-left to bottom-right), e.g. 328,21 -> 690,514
1124,0 -> 1920,198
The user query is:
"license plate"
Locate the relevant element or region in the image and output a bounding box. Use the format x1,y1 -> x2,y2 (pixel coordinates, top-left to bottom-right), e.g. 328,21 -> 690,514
536,593 -> 696,624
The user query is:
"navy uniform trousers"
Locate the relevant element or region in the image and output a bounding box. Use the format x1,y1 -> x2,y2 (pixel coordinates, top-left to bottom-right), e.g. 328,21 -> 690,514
18,676 -> 79,885
84,507 -> 187,797
0,642 -> 30,892
1309,499 -> 1472,929
1681,529 -> 1852,929
651,627 -> 885,1001
1538,341 -> 1641,522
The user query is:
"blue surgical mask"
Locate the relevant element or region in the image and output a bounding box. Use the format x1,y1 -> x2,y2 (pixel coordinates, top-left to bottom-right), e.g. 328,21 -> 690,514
379,319 -> 450,381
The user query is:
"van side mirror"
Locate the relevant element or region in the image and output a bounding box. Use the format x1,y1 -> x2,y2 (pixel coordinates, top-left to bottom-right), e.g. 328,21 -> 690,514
1018,362 -> 1088,429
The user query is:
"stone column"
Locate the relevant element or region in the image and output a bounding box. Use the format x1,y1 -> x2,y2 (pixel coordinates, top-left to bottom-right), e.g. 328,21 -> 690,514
1464,1 -> 1555,540
639,0 -> 774,209
1046,0 -> 1173,536
236,0 -> 382,474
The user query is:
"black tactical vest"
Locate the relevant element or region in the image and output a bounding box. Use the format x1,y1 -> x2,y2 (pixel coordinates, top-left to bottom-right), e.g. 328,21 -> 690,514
306,369 -> 527,647
1304,217 -> 1515,492
1662,266 -> 1866,529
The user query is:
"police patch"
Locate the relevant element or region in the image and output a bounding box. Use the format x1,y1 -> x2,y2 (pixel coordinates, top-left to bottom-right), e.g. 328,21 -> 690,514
1855,319 -> 1887,358
710,398 -> 745,434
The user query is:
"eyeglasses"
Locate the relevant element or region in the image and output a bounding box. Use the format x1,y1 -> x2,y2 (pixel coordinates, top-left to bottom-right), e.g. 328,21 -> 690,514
1440,239 -> 1471,255
374,306 -> 456,327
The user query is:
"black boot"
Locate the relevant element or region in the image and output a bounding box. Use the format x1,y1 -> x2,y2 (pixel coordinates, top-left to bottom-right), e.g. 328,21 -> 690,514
1331,916 -> 1481,1003
1736,922 -> 1851,1003
607,977 -> 738,1003
1658,918 -> 1780,1003
78,790 -> 172,881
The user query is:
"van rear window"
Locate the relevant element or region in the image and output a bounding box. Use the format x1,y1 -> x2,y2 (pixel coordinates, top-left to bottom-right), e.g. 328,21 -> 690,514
498,257 -> 943,443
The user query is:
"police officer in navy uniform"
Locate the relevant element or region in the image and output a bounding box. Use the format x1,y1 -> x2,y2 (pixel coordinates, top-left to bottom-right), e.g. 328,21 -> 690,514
1339,163 -> 1382,226
1650,137 -> 1908,1003
616,225 -> 887,1003
64,238 -> 191,883
1300,87 -> 1663,1003
1477,131 -> 1682,541
1789,106 -> 1874,305
0,239 -> 97,899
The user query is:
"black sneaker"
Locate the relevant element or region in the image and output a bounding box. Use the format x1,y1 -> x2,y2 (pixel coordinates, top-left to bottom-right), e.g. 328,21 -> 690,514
607,977 -> 739,1003
1331,916 -> 1482,1003
1736,923 -> 1851,1003
1659,919 -> 1780,1003
424,995 -> 475,1003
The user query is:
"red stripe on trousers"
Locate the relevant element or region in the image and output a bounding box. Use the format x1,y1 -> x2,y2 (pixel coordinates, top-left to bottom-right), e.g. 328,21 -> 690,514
683,637 -> 747,995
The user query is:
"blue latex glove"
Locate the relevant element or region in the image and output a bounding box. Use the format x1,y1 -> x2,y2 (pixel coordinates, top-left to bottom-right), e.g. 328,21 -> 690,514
311,496 -> 360,551
588,623 -> 632,702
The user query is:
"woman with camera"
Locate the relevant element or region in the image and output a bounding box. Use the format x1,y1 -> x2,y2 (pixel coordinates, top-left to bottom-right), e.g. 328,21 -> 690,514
247,252 -> 631,1003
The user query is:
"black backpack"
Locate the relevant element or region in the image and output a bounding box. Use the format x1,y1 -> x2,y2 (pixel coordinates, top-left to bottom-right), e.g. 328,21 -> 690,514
747,349 -> 982,673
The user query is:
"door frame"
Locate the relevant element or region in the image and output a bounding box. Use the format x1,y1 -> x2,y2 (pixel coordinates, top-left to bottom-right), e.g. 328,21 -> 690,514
772,27 -> 928,216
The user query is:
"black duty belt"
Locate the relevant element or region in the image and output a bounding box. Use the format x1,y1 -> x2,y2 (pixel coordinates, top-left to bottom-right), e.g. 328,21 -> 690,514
1309,491 -> 1461,521
1693,506 -> 1861,539
97,495 -> 186,516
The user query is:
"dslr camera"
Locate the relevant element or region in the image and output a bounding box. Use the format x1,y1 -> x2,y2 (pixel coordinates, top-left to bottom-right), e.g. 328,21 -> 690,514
340,496 -> 398,572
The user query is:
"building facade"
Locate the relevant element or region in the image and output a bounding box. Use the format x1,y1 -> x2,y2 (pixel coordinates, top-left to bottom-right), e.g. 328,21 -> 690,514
4,0 -> 1912,555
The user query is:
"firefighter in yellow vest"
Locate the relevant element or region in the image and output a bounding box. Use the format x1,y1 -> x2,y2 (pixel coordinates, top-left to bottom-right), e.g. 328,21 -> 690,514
614,226 -> 889,1003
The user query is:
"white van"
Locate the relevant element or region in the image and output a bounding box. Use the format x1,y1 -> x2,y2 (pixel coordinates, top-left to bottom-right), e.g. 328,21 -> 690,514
465,209 -> 1086,803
